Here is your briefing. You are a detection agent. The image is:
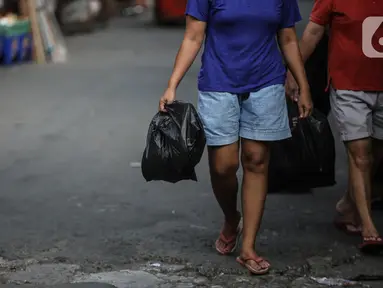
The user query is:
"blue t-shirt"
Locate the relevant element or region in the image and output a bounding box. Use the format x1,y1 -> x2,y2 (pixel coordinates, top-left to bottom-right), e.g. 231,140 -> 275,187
185,0 -> 302,93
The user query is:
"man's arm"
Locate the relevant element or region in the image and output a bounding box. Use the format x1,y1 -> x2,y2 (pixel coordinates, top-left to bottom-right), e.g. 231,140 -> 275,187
299,22 -> 326,63
299,0 -> 333,62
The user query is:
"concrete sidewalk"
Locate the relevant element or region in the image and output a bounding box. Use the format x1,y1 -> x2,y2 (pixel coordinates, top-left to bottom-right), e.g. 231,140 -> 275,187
0,285 -> 114,288
0,258 -> 382,288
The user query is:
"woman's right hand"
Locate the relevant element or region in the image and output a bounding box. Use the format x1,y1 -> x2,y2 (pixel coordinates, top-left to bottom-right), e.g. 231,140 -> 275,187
159,87 -> 176,112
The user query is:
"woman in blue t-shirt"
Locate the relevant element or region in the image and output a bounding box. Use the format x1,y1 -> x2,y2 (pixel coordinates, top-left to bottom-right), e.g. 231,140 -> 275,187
159,0 -> 311,274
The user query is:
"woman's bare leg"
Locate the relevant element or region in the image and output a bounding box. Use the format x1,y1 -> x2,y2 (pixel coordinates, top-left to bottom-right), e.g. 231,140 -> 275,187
208,143 -> 241,253
240,138 -> 270,271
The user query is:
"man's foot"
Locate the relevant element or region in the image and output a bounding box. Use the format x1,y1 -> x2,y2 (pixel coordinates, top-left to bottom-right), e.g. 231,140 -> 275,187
359,236 -> 383,254
215,212 -> 242,255
237,250 -> 270,275
357,222 -> 383,254
334,196 -> 361,235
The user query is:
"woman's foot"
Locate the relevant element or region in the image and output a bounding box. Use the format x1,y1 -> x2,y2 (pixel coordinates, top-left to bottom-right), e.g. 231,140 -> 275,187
215,212 -> 242,255
334,196 -> 361,234
237,250 -> 270,275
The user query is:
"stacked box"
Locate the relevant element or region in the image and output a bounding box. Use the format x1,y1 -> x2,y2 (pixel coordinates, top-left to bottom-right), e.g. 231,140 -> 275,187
0,19 -> 31,65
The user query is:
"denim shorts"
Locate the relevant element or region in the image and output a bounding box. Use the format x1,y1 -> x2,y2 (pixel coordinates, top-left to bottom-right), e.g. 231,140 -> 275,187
198,84 -> 291,146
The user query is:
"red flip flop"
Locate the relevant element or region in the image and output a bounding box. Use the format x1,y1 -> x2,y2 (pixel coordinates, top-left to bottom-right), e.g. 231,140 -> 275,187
359,236 -> 383,254
236,255 -> 270,275
215,217 -> 243,255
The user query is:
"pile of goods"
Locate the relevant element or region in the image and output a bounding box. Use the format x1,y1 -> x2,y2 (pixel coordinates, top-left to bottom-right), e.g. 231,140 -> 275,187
0,13 -> 32,64
0,0 -> 116,66
0,0 -> 68,65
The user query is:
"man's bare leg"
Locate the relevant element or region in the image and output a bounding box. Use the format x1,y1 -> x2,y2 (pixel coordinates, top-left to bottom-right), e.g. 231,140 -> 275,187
208,143 -> 242,254
346,138 -> 379,238
337,138 -> 383,225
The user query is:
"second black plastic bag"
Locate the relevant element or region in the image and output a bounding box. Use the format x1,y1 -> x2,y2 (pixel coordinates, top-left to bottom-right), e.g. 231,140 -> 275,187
141,101 -> 206,183
268,101 -> 336,193
305,32 -> 330,116
376,162 -> 383,183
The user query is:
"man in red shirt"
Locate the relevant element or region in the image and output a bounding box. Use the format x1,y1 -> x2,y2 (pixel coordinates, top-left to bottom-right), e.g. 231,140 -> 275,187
286,0 -> 383,252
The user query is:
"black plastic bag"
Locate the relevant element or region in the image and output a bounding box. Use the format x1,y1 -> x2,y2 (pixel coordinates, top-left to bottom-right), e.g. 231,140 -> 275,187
375,161 -> 383,183
268,101 -> 336,193
141,101 -> 206,183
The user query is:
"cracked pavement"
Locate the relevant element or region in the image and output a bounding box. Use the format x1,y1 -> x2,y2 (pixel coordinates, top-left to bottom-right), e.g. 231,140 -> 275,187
0,1 -> 383,287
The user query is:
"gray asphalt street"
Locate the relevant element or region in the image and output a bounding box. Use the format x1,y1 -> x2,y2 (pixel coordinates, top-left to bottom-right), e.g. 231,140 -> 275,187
0,1 -> 383,287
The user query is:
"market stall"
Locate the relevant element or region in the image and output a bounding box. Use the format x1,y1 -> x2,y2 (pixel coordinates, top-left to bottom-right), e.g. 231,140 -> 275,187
0,0 -> 116,66
0,0 -> 67,65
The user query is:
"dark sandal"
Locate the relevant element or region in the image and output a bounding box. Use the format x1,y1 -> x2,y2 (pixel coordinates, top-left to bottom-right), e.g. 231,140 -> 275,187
236,256 -> 270,275
215,217 -> 243,255
359,236 -> 383,254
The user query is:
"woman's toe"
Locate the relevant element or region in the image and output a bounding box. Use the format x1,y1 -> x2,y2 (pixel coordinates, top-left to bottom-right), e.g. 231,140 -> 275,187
259,259 -> 270,269
248,260 -> 263,271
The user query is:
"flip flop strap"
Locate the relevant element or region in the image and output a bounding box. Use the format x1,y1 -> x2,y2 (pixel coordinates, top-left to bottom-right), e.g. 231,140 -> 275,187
218,232 -> 237,244
242,256 -> 268,264
363,236 -> 382,242
218,219 -> 242,245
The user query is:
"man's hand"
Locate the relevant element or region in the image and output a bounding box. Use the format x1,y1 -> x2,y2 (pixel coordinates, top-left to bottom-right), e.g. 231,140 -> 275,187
298,87 -> 313,118
285,70 -> 299,102
159,88 -> 176,112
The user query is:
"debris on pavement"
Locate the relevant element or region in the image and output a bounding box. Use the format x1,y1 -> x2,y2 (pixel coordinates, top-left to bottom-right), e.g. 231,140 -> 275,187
310,276 -> 360,286
129,162 -> 141,168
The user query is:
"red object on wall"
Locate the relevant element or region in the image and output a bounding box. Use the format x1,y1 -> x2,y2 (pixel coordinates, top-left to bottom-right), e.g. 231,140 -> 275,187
155,0 -> 187,24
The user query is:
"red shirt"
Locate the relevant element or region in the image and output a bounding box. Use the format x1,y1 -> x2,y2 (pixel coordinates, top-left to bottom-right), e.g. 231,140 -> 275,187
310,0 -> 383,91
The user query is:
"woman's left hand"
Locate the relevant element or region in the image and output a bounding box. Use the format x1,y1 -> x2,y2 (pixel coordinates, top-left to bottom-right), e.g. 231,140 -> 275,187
298,88 -> 313,118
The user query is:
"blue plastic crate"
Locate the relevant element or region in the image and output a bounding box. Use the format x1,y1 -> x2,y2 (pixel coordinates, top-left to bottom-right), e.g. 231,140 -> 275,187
0,20 -> 31,65
0,36 -> 3,60
2,34 -> 21,65
18,33 -> 32,62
